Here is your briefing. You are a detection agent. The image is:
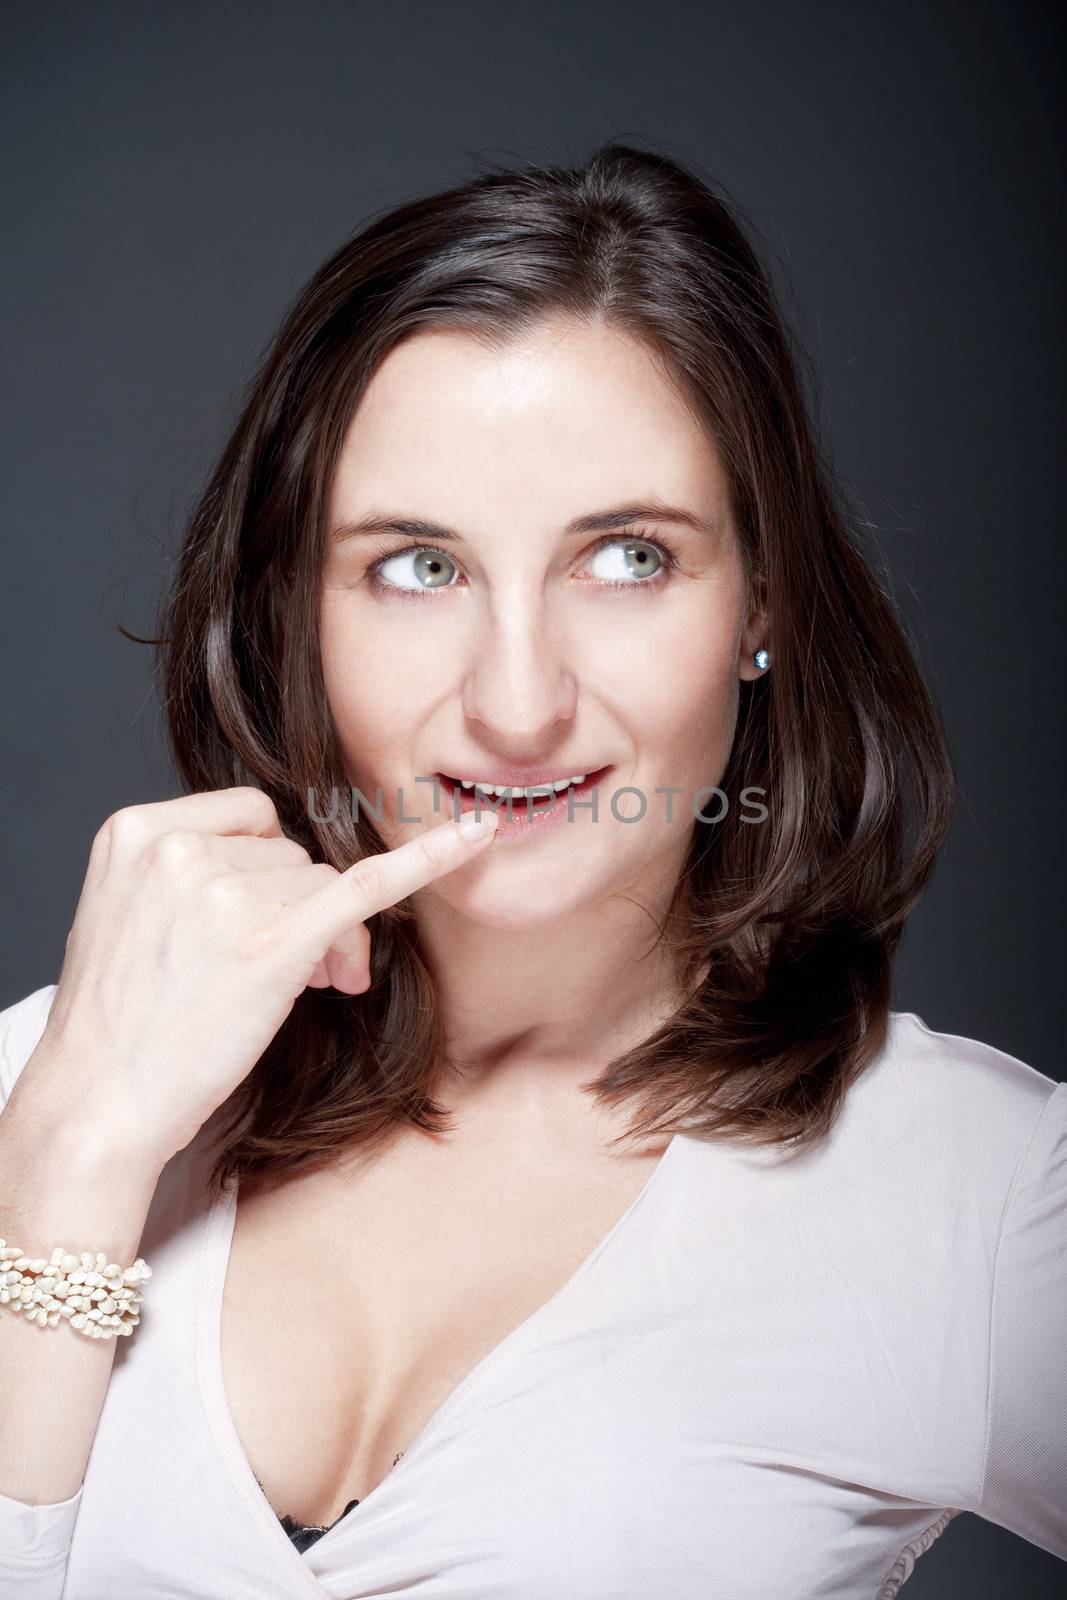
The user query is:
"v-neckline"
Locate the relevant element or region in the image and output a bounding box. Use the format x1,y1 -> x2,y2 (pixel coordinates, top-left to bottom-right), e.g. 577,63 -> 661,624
194,1130 -> 684,1590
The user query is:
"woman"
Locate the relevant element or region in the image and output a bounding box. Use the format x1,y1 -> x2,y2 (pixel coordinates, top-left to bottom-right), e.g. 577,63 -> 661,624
0,143 -> 1063,1598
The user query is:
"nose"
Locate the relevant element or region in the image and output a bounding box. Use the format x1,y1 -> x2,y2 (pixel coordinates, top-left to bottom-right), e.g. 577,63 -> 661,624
460,589 -> 578,753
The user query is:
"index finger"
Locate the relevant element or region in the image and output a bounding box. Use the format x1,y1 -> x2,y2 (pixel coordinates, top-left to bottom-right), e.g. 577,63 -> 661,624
284,812 -> 499,953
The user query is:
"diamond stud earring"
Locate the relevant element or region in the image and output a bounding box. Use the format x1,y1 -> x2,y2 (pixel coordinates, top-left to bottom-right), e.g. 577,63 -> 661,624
753,648 -> 771,671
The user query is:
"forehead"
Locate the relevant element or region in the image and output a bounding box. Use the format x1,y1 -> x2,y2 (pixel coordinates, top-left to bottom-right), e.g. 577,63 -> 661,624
329,318 -> 728,523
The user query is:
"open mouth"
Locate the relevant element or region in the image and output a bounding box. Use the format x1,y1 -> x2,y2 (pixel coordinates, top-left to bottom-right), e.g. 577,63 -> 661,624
435,765 -> 614,815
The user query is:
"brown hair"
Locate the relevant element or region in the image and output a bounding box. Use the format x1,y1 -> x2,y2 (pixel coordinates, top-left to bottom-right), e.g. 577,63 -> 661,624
140,142 -> 955,1197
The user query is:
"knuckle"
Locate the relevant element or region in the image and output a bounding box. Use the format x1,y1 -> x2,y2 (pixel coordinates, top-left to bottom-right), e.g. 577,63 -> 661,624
198,873 -> 244,918
418,834 -> 445,870
147,829 -> 202,872
411,835 -> 447,883
103,806 -> 150,850
234,785 -> 278,827
344,858 -> 385,904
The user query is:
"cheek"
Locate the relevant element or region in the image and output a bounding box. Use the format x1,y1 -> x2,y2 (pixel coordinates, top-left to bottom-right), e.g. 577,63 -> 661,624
635,622 -> 738,720
633,633 -> 741,794
319,602 -> 400,759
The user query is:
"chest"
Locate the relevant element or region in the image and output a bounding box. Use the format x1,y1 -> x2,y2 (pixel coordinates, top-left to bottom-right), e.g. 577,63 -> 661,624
62,1127 -> 983,1598
218,1131 -> 668,1529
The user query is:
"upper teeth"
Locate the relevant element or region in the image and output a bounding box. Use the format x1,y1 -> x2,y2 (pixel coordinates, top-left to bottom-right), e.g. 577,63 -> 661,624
454,773 -> 588,798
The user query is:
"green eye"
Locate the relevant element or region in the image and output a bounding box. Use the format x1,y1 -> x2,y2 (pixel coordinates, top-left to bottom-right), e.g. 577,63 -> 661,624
367,529 -> 677,598
374,547 -> 458,591
587,539 -> 665,583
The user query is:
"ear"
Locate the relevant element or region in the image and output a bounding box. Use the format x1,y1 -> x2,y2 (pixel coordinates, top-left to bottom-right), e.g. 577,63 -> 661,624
739,571 -> 772,683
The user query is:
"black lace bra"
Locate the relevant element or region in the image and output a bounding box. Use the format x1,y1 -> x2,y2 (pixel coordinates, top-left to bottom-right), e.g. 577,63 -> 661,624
254,1472 -> 358,1553
256,1454 -> 403,1553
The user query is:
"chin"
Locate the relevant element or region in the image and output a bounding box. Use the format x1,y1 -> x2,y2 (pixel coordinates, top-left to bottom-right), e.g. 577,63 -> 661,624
426,870 -> 608,932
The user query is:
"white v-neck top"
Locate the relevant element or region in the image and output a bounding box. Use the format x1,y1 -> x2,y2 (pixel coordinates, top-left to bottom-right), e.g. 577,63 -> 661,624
1,980 -> 1065,1599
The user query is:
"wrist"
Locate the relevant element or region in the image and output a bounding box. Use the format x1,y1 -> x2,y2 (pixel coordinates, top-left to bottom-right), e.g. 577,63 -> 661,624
0,1104 -> 164,1275
3,1044 -> 170,1183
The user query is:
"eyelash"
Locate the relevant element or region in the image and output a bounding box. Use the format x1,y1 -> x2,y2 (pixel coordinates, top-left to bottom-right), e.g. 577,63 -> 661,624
364,528 -> 681,599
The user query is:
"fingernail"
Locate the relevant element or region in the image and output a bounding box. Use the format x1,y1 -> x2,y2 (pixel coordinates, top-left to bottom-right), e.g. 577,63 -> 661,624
457,812 -> 499,840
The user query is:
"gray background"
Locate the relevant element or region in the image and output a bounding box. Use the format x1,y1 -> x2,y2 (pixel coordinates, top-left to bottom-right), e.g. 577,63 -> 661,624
2,1 -> 1063,1589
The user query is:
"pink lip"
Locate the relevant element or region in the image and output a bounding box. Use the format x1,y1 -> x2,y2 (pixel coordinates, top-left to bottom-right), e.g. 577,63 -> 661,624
436,767 -> 614,845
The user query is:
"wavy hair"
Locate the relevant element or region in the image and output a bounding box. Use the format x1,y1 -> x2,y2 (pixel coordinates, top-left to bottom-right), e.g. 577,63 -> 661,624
138,142 -> 956,1197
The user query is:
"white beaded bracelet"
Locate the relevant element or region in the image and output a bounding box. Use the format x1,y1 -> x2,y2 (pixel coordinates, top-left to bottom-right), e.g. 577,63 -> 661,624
0,1236 -> 152,1340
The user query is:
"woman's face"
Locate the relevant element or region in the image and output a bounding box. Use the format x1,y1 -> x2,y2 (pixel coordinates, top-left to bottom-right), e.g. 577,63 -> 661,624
320,315 -> 767,929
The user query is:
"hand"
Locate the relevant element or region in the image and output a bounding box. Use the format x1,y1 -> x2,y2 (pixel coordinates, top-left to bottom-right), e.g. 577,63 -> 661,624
35,786 -> 498,1166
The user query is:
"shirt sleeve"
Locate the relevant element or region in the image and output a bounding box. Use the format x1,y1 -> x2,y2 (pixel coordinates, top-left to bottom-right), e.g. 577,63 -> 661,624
0,982 -> 84,1598
977,1079 -> 1067,1559
0,1488 -> 85,1598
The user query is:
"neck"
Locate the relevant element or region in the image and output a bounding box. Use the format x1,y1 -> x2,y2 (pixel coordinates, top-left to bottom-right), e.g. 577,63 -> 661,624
414,888 -> 692,1113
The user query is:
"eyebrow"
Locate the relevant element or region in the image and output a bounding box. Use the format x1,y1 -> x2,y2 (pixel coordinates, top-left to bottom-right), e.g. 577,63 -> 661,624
329,500 -> 719,545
